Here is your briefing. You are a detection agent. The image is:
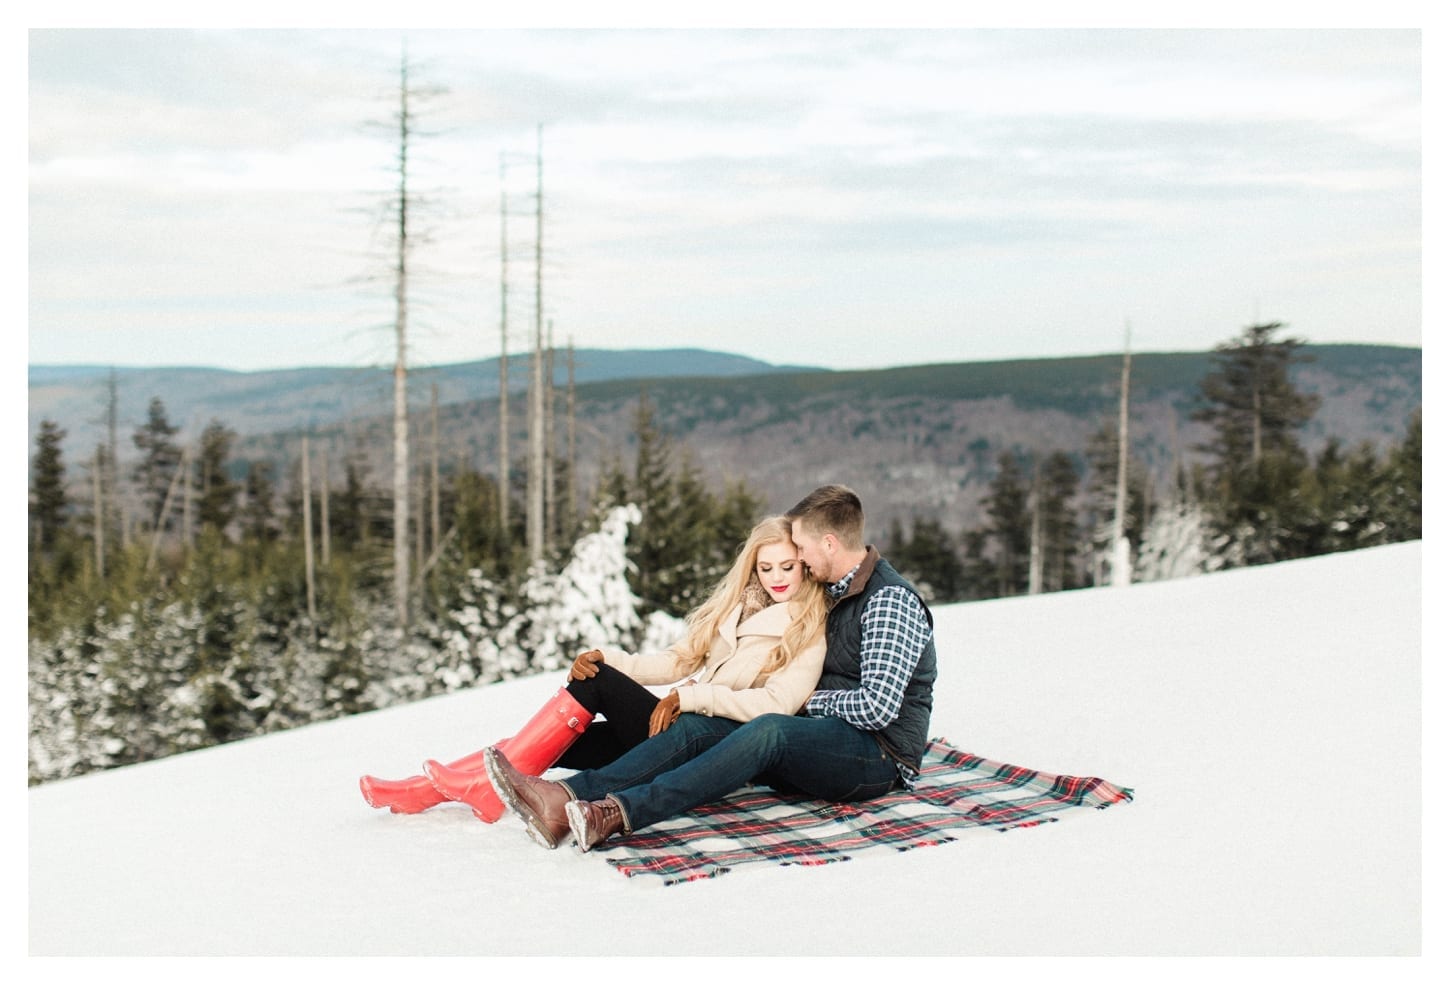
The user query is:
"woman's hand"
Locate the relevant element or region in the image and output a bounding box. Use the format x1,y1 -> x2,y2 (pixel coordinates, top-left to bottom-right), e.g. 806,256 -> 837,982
648,689 -> 682,737
568,649 -> 605,681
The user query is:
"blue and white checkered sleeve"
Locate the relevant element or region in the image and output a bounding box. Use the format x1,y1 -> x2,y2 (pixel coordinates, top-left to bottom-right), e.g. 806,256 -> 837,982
805,586 -> 931,729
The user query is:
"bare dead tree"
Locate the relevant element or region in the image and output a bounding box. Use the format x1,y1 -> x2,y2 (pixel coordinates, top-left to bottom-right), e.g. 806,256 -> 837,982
390,51 -> 414,626
90,369 -> 121,573
526,123 -> 546,563
302,436 -> 316,624
92,446 -> 104,576
433,385 -> 443,557
181,444 -> 193,550
497,151 -> 511,538
1111,321 -> 1133,587
379,48 -> 444,625
565,335 -> 577,536
544,318 -> 556,549
1028,461 -> 1043,595
319,446 -> 331,566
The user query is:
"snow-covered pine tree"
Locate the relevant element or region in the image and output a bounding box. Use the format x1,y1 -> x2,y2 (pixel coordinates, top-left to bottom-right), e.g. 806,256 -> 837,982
499,504 -> 648,673
1134,492 -> 1223,582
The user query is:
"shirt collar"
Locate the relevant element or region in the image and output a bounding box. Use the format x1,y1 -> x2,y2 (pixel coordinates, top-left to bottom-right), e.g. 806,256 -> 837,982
826,562 -> 863,600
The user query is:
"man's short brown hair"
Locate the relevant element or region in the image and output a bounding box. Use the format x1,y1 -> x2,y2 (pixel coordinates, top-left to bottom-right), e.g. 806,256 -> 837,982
786,484 -> 865,550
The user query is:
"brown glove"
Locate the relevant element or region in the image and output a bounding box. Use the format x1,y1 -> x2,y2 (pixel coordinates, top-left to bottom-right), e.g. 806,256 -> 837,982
568,649 -> 605,681
648,689 -> 683,737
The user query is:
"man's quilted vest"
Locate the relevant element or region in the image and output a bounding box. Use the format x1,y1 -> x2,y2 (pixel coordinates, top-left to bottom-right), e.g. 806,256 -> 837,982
818,550 -> 937,773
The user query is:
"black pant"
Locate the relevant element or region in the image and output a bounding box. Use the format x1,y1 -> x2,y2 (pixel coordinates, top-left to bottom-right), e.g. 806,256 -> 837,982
556,663 -> 664,770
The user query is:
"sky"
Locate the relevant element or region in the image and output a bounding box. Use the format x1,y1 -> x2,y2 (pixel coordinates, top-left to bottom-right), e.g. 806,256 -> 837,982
23,10 -> 1428,374
26,541 -> 1426,963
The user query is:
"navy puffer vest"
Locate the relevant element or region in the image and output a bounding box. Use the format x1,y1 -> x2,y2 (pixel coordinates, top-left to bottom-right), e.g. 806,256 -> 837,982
818,549 -> 937,773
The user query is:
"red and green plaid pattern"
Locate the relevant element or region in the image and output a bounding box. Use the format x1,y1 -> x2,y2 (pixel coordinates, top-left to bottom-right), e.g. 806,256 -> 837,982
595,738 -> 1133,885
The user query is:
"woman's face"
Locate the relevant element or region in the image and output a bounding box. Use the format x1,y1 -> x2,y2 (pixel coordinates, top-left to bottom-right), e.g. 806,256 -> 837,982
755,540 -> 805,603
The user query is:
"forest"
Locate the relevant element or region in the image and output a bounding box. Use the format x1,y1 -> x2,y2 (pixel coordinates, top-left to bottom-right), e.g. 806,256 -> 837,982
28,323 -> 1421,786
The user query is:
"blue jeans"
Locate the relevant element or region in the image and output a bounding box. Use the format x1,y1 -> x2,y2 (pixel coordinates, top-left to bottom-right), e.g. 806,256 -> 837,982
559,712 -> 900,834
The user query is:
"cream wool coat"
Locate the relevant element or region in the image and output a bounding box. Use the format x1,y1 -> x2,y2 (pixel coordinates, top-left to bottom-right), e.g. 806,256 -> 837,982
599,599 -> 825,722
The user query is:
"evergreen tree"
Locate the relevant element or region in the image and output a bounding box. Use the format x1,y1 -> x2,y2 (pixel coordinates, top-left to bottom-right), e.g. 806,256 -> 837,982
132,397 -> 183,533
1193,322 -> 1320,472
887,515 -> 966,601
332,451 -> 371,549
242,461 -> 278,545
195,420 -> 239,535
886,517 -> 907,575
449,467 -> 509,572
502,504 -> 647,669
650,450 -> 720,615
1297,436 -> 1412,556
1134,490 -> 1221,581
959,527 -> 996,601
31,419 -> 69,551
1193,322 -> 1320,566
549,453 -> 582,548
1035,451 -> 1083,593
593,453 -> 631,512
1218,450 -> 1314,566
625,394 -> 677,612
714,479 -> 766,548
1383,409 -> 1421,542
983,451 -> 1031,597
597,395 -> 765,619
180,534 -> 256,746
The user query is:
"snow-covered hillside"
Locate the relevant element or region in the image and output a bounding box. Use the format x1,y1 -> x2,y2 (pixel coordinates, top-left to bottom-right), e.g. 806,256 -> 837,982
28,543 -> 1423,958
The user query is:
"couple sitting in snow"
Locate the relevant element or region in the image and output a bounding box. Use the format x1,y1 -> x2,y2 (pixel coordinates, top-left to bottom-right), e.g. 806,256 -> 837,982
360,484 -> 938,853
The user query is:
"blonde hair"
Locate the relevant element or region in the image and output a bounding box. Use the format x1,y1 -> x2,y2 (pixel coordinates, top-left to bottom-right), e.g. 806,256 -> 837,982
680,515 -> 828,677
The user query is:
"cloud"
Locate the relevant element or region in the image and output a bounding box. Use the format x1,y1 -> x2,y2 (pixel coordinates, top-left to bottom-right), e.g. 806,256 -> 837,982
26,27 -> 1422,371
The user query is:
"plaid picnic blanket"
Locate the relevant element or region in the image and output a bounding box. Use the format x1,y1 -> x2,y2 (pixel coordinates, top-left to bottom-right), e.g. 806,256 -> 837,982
595,738 -> 1133,885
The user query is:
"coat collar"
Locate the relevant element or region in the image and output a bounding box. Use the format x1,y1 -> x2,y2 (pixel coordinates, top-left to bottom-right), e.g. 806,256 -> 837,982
720,597 -> 794,641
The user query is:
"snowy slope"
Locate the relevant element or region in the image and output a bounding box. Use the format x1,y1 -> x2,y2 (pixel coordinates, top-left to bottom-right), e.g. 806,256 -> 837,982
28,542 -> 1423,957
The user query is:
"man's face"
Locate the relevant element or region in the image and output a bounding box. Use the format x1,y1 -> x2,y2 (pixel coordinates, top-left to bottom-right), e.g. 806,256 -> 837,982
790,519 -> 833,584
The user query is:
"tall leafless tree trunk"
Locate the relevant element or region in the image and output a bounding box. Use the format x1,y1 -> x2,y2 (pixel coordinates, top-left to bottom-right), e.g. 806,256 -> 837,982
181,446 -> 193,550
391,53 -> 413,626
106,369 -> 127,553
498,152 -> 511,540
319,446 -> 331,566
526,123 -> 546,563
544,318 -> 556,548
414,465 -> 425,575
302,436 -> 316,624
92,446 -> 105,577
1027,463 -> 1043,595
565,335 -> 577,536
1251,373 -> 1263,465
1111,323 -> 1133,587
430,384 -> 441,556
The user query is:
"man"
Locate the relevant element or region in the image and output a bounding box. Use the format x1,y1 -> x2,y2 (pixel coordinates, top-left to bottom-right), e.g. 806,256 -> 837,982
486,484 -> 938,852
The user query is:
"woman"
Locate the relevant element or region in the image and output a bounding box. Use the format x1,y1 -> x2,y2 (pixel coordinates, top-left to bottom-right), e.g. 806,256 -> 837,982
359,515 -> 828,823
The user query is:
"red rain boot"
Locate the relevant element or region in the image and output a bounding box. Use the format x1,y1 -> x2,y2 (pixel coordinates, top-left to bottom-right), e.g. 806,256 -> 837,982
360,749 -> 488,814
423,687 -> 592,823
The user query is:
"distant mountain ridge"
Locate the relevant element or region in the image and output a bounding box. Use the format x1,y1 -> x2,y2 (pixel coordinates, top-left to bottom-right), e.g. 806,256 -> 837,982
30,344 -> 1421,536
208,343 -> 1419,536
27,348 -> 822,454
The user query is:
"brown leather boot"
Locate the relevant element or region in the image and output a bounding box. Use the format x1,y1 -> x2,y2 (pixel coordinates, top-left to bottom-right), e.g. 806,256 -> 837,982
565,797 -> 625,853
483,747 -> 572,849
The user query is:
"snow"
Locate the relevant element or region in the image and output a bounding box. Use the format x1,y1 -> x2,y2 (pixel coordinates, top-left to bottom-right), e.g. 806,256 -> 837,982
26,542 -> 1431,966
